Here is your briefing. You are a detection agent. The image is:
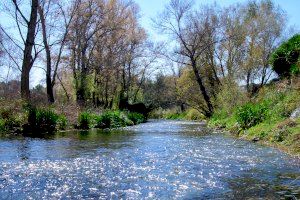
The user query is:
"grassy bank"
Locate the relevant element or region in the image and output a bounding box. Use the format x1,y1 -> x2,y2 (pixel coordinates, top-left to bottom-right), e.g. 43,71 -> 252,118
0,99 -> 146,136
208,80 -> 300,155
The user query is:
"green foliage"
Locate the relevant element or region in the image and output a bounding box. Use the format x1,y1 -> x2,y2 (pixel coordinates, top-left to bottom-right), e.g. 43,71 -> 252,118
215,80 -> 248,114
209,109 -> 236,128
77,110 -> 146,130
257,87 -> 300,121
57,115 -> 68,130
95,111 -> 134,129
0,108 -> 22,133
0,119 -> 5,132
185,109 -> 205,120
24,106 -> 60,134
127,112 -> 146,124
210,82 -> 300,154
271,34 -> 300,77
152,108 -> 204,121
78,112 -> 92,130
165,112 -> 186,120
235,103 -> 268,129
35,108 -> 59,133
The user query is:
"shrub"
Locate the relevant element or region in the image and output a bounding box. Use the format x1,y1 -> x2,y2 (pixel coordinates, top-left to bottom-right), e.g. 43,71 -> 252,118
57,115 -> 68,130
272,129 -> 290,142
0,108 -> 22,133
78,112 -> 92,130
118,112 -> 134,126
0,119 -> 5,132
35,108 -> 59,133
185,109 -> 204,120
235,103 -> 268,129
165,112 -> 185,120
95,111 -> 133,129
270,34 -> 300,78
0,108 -> 13,119
215,80 -> 248,114
127,112 -> 146,124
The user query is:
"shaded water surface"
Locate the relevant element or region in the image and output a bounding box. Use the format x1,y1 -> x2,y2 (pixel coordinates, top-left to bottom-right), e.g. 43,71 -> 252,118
0,120 -> 299,199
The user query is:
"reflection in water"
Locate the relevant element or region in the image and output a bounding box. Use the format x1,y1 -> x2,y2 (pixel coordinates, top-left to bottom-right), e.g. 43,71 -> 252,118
0,120 -> 299,199
17,139 -> 30,160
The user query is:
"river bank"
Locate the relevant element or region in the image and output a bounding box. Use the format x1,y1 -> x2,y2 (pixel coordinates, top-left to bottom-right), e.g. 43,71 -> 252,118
0,99 -> 147,136
207,82 -> 300,156
210,124 -> 300,158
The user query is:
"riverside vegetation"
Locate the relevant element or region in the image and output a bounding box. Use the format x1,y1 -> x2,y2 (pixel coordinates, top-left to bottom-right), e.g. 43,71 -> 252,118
152,33 -> 300,155
0,0 -> 299,155
209,80 -> 300,155
0,100 -> 146,136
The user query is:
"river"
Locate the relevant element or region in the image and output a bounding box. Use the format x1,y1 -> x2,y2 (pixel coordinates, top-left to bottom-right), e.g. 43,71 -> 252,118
0,120 -> 299,199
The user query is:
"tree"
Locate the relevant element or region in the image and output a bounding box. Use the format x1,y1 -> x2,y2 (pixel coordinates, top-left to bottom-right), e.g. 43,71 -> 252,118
155,0 -> 222,117
215,4 -> 246,82
0,0 -> 41,101
271,34 -> 300,78
0,29 -> 3,57
16,0 -> 39,100
68,0 -> 113,105
241,0 -> 286,89
38,0 -> 78,103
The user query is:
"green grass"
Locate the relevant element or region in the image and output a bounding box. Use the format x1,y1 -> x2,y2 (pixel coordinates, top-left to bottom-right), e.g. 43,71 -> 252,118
77,110 -> 146,130
209,84 -> 300,155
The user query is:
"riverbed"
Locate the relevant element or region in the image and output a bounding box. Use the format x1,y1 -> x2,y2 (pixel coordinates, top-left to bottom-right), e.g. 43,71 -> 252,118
0,120 -> 299,199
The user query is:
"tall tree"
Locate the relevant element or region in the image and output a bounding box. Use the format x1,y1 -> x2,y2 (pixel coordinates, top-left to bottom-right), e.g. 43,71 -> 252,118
38,0 -> 78,103
155,0 -> 221,117
17,0 -> 39,100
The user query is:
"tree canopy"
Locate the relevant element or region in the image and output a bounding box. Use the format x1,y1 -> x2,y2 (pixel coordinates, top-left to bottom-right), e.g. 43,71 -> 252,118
271,34 -> 300,77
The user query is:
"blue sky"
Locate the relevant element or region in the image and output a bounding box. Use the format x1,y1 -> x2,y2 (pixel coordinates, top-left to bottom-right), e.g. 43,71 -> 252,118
135,0 -> 300,40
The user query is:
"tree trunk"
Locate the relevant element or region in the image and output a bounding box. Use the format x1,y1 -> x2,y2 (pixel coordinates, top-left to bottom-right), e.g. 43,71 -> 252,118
20,0 -> 39,101
246,70 -> 251,94
77,46 -> 88,105
191,59 -> 214,117
38,5 -> 55,103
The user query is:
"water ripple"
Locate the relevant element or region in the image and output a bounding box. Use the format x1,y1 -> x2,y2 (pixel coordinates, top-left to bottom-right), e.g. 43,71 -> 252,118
0,120 -> 299,199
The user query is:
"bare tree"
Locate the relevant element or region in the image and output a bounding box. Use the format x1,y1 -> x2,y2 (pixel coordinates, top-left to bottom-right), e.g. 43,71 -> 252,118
16,0 -> 39,100
38,0 -> 78,103
154,0 -> 221,117
0,0 -> 41,101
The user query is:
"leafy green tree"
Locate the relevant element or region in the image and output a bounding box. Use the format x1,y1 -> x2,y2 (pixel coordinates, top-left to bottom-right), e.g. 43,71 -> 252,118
271,34 -> 300,78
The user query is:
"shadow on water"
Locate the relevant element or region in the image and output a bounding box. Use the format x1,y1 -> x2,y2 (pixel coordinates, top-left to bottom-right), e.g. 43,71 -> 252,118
223,173 -> 300,199
0,128 -> 138,161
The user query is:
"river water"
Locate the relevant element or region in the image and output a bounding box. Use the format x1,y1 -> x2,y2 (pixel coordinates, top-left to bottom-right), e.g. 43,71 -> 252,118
0,120 -> 299,199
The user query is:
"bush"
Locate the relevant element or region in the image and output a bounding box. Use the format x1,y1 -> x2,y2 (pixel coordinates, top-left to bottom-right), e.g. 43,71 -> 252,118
0,108 -> 22,133
215,80 -> 248,114
95,111 -> 133,129
78,112 -> 92,130
35,108 -> 59,133
185,109 -> 204,120
271,34 -> 300,78
165,112 -> 185,120
235,103 -> 268,129
127,112 -> 146,124
57,115 -> 68,130
0,119 -> 5,132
